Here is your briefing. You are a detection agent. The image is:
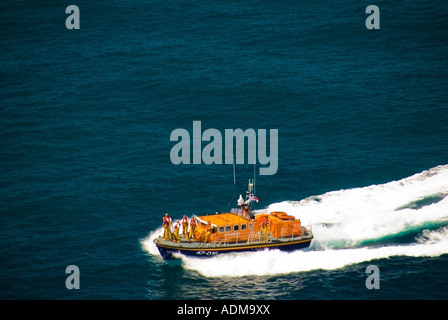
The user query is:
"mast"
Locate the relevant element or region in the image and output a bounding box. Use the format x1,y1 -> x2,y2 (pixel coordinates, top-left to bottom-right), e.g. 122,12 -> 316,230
253,161 -> 256,196
247,179 -> 254,211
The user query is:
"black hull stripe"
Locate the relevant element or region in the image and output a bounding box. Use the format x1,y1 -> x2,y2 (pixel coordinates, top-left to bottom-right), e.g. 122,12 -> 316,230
156,238 -> 312,253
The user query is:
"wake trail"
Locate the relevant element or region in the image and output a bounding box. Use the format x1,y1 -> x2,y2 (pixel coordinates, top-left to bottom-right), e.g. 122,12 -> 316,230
142,165 -> 448,277
266,164 -> 448,248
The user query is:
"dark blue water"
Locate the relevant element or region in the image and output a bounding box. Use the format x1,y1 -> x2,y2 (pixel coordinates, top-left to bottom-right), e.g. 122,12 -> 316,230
1,1 -> 447,300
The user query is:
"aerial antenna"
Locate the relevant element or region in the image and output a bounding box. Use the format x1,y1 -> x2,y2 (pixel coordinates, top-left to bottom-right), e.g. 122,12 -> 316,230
233,156 -> 236,185
253,161 -> 256,195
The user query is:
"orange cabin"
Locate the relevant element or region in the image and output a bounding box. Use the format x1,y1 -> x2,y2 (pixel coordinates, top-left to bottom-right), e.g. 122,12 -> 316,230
268,212 -> 302,238
194,211 -> 302,243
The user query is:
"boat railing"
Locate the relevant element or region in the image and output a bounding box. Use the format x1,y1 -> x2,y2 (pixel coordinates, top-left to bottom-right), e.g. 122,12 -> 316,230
212,232 -> 241,246
224,232 -> 240,244
247,232 -> 261,244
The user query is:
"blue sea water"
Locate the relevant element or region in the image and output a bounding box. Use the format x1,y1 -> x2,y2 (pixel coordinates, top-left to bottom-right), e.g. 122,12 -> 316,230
1,0 -> 448,300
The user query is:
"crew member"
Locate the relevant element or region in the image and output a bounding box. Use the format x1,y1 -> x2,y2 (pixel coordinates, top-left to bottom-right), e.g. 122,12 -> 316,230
241,203 -> 250,219
189,216 -> 197,242
204,221 -> 212,243
181,215 -> 190,242
172,220 -> 181,243
162,213 -> 172,241
259,216 -> 269,242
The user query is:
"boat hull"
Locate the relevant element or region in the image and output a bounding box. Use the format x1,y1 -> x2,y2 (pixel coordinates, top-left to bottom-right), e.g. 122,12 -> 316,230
154,237 -> 313,260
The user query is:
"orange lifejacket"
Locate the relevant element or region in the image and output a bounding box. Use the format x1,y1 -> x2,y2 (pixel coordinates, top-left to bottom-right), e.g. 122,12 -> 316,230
163,216 -> 171,227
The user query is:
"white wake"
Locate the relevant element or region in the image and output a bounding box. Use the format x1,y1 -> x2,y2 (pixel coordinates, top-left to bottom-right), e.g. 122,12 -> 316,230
142,165 -> 448,277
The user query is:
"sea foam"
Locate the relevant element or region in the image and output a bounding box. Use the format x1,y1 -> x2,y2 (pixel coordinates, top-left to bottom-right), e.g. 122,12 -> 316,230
142,165 -> 448,277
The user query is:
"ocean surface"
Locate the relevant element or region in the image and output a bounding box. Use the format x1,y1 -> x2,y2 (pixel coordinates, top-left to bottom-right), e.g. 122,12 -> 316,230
1,0 -> 448,300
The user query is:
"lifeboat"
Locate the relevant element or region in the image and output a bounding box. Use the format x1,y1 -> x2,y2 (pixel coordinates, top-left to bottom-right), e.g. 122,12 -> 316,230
153,179 -> 313,260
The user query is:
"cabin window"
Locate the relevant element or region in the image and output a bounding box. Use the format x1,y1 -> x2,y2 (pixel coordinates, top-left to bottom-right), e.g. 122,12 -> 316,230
249,223 -> 254,230
233,225 -> 239,231
225,225 -> 231,232
219,226 -> 225,233
241,224 -> 247,231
